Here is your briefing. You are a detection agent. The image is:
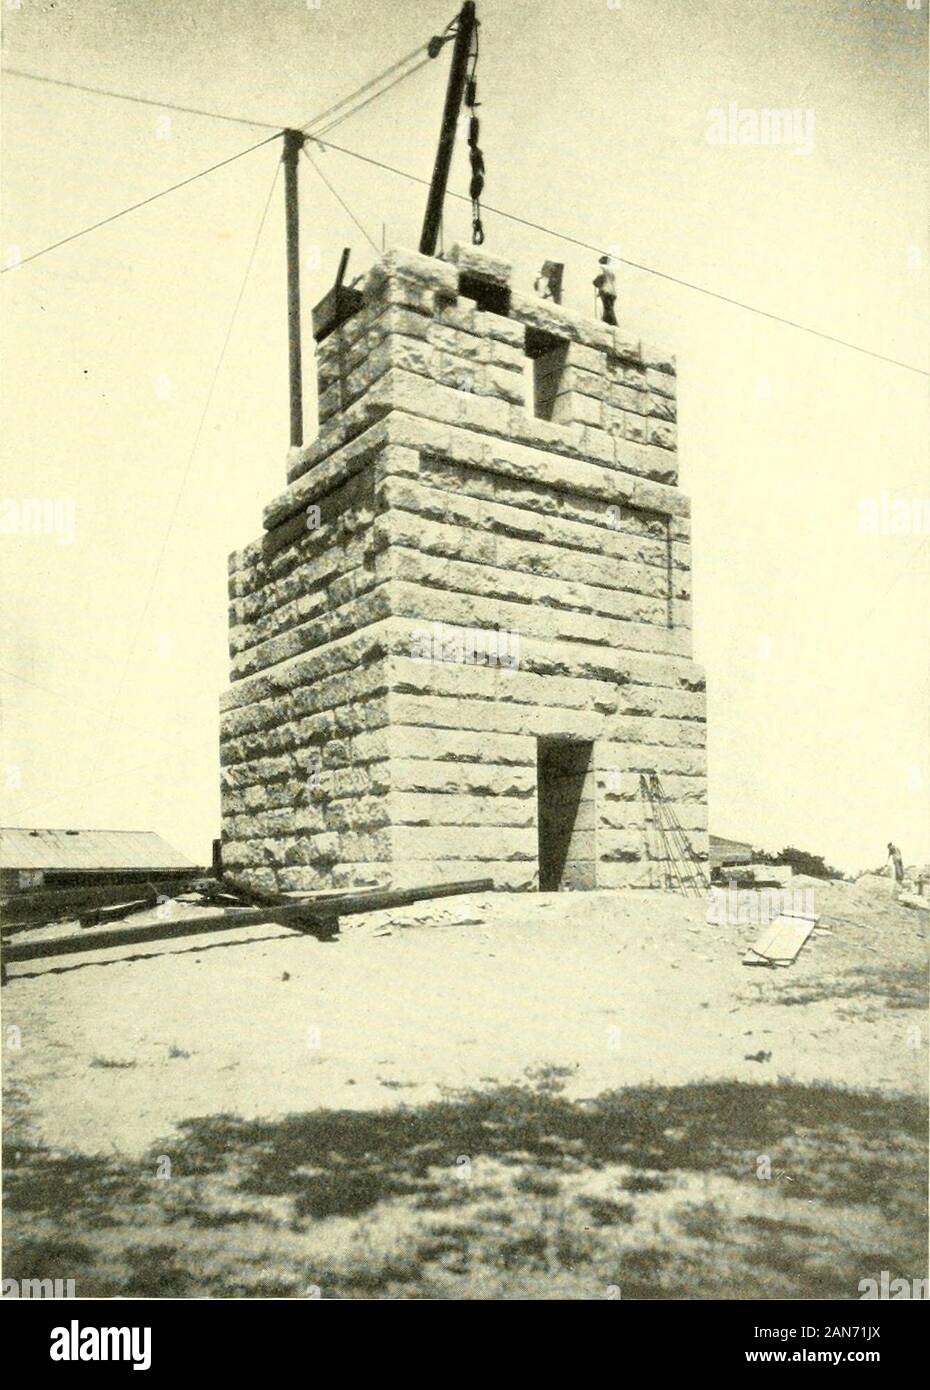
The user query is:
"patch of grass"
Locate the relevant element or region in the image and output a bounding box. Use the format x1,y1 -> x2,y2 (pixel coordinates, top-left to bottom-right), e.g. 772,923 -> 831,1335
741,1214 -> 813,1237
4,1079 -> 926,1299
621,1172 -> 672,1194
2,1146 -> 148,1220
499,1232 -> 549,1268
2,1235 -> 93,1283
513,1172 -> 561,1197
522,1063 -> 578,1094
578,1196 -> 635,1226
607,1248 -> 676,1302
777,963 -> 928,1011
677,1200 -> 729,1241
122,1244 -> 191,1298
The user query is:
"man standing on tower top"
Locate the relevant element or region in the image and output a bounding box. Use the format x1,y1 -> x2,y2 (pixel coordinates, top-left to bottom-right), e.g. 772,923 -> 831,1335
594,254 -> 618,325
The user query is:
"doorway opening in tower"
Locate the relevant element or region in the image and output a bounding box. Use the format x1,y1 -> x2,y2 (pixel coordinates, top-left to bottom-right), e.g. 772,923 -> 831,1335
536,738 -> 596,891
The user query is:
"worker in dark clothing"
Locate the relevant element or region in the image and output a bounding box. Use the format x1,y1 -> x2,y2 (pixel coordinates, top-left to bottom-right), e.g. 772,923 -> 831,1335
534,261 -> 564,304
593,254 -> 618,325
887,842 -> 905,887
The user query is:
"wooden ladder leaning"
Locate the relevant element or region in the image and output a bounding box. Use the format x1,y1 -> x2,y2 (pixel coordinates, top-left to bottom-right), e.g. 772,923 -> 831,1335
639,771 -> 709,897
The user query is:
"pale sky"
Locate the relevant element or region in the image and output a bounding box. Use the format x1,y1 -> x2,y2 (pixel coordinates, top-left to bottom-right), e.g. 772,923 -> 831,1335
1,0 -> 927,873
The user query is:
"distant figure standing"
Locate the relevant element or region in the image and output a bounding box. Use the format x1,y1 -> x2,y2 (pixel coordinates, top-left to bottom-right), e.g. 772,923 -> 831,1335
593,255 -> 618,325
534,260 -> 564,304
887,842 -> 904,889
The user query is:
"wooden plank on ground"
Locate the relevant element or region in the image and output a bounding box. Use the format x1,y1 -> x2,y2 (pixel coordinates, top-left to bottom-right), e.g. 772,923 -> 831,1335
1,878 -> 494,972
218,874 -> 492,919
1,876 -> 207,930
742,911 -> 818,968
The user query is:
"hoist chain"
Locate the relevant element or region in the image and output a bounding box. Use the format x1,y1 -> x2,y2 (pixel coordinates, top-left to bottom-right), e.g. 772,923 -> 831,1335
464,23 -> 485,245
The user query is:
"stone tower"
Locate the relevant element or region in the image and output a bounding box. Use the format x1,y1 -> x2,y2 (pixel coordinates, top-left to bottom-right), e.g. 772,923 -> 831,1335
220,244 -> 707,894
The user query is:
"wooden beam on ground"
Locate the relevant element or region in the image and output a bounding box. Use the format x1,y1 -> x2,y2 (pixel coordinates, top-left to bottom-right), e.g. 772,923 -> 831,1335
217,873 -> 491,920
217,872 -> 293,908
1,878 -> 493,971
82,896 -> 155,927
1,876 -> 209,932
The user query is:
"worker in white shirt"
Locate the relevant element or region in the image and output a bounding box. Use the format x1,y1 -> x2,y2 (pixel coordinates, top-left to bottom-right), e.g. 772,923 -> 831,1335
593,255 -> 618,325
887,842 -> 904,892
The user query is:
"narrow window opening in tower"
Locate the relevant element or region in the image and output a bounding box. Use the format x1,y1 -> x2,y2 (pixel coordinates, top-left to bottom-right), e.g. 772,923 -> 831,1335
524,328 -> 568,420
457,272 -> 510,315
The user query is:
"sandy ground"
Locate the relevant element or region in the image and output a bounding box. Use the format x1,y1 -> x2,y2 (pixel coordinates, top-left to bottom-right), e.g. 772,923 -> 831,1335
3,882 -> 928,1299
4,884 -> 927,1160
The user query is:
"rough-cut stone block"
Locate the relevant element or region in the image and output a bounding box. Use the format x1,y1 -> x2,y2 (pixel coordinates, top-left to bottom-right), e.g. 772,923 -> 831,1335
565,341 -> 609,376
393,826 -> 536,862
449,242 -> 512,286
390,790 -> 535,828
367,247 -> 459,298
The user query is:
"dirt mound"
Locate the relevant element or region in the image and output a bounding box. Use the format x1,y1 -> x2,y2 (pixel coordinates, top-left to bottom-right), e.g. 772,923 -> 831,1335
854,871 -> 894,892
793,875 -> 927,943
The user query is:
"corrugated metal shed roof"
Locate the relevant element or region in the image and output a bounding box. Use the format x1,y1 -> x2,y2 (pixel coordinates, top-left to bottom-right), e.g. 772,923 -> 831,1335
709,834 -> 755,865
0,828 -> 195,872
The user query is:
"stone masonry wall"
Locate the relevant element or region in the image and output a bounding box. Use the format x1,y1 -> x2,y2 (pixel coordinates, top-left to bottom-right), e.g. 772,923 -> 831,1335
220,243 -> 707,893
